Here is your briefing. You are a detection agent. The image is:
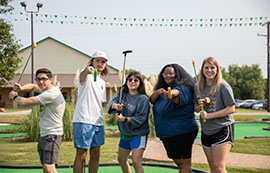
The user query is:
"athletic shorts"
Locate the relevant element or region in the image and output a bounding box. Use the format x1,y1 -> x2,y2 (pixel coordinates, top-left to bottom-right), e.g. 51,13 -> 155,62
160,130 -> 198,159
37,134 -> 63,164
119,135 -> 148,150
73,122 -> 105,149
201,124 -> 234,148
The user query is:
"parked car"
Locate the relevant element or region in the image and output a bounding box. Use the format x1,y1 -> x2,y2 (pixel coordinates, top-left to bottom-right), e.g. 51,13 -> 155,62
252,103 -> 264,110
241,99 -> 256,109
235,99 -> 244,108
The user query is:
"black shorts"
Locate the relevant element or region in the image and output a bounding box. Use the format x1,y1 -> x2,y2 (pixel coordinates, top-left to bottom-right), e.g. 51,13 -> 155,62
37,134 -> 63,164
202,124 -> 234,148
160,130 -> 198,159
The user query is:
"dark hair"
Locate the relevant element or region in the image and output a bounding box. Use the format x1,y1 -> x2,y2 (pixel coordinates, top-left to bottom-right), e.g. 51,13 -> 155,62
36,68 -> 52,78
122,71 -> 146,95
154,64 -> 195,94
88,58 -> 108,76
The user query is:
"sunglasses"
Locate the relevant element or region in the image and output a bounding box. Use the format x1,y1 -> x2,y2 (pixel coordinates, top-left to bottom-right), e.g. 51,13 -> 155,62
128,78 -> 139,83
162,73 -> 175,77
35,77 -> 49,82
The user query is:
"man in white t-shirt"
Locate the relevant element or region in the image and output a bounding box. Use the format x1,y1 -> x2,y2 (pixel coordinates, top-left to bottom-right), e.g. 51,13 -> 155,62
72,50 -> 108,173
9,68 -> 66,173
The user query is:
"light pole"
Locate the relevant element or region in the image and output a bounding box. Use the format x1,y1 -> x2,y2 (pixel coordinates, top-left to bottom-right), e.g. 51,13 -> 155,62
265,21 -> 270,112
20,2 -> 43,85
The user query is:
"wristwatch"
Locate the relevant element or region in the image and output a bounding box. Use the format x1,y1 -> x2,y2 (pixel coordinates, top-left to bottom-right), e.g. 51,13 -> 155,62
124,117 -> 128,122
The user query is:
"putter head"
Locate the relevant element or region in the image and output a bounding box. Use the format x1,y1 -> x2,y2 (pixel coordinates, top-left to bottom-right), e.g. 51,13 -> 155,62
122,50 -> 133,56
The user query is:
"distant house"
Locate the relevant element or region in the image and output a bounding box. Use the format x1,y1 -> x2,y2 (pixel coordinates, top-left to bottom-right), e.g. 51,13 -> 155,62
0,37 -> 121,108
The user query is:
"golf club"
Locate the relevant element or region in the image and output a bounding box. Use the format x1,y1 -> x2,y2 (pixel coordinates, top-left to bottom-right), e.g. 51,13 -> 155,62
119,50 -> 133,104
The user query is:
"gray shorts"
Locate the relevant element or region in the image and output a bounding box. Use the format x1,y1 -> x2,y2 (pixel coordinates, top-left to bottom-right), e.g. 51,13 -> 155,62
37,134 -> 63,164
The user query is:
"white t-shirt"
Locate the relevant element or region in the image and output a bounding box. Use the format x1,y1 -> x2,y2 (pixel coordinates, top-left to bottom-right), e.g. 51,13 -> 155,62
72,72 -> 106,126
36,86 -> 66,137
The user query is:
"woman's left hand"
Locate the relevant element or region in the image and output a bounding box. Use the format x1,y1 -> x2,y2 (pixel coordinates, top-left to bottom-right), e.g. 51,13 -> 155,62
116,113 -> 125,122
200,111 -> 208,119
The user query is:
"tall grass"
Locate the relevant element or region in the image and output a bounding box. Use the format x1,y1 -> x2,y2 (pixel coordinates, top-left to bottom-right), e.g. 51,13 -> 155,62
20,103 -> 74,142
63,102 -> 74,141
21,105 -> 40,141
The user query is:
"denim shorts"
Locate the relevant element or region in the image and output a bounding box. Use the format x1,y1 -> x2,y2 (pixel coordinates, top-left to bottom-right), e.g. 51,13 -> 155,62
73,122 -> 105,149
37,134 -> 63,164
119,135 -> 148,150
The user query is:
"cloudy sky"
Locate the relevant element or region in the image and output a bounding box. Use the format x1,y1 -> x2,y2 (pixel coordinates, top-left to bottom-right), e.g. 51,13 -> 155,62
3,0 -> 270,78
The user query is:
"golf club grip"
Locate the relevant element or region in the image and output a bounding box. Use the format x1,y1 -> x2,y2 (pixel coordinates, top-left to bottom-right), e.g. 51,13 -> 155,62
93,69 -> 97,82
122,50 -> 133,55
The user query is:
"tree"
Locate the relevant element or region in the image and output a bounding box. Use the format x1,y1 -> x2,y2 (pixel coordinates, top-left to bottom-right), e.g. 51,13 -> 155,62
222,64 -> 265,100
0,0 -> 22,88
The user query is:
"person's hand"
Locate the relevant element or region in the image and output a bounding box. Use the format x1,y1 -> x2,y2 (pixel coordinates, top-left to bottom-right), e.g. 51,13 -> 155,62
157,88 -> 166,96
113,103 -> 123,111
9,90 -> 18,100
85,66 -> 95,74
198,99 -> 205,106
116,113 -> 125,122
13,82 -> 22,91
200,111 -> 208,119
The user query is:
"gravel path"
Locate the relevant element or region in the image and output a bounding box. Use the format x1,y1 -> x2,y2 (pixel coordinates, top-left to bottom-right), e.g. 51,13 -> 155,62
144,138 -> 270,169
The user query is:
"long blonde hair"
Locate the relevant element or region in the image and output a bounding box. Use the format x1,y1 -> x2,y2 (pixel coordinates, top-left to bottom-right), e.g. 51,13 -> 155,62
198,57 -> 222,96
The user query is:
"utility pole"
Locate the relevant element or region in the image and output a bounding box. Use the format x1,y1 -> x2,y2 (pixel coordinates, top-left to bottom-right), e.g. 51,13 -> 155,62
266,21 -> 270,112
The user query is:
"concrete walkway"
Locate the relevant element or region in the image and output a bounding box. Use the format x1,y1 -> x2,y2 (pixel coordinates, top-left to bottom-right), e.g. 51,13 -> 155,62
0,110 -> 31,115
143,138 -> 270,169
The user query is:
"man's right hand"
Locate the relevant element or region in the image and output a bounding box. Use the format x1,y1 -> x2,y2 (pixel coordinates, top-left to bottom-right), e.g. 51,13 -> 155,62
85,66 -> 94,74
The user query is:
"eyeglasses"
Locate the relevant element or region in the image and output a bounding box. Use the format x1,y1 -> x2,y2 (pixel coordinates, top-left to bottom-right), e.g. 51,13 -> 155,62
128,78 -> 139,83
35,77 -> 49,82
162,73 -> 175,77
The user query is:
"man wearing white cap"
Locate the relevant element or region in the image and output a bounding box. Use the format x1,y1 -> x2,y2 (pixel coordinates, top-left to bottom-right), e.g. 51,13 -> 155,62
72,51 -> 108,173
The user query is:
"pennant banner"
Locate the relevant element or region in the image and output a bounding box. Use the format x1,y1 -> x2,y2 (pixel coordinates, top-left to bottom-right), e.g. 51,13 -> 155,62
2,11 -> 269,28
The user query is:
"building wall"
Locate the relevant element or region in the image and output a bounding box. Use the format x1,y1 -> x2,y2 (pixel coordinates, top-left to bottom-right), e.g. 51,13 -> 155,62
18,39 -> 89,75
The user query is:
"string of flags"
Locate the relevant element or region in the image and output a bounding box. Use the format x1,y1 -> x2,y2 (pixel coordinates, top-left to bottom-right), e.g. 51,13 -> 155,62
1,11 -> 269,28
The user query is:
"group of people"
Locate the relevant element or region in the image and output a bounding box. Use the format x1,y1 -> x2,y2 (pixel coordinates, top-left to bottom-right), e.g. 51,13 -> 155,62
9,50 -> 235,173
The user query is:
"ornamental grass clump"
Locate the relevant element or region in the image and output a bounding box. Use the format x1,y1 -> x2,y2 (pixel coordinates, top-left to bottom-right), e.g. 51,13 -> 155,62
21,105 -> 40,141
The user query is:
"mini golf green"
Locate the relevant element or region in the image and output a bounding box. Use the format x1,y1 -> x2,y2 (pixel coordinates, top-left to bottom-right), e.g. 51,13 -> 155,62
0,163 -> 206,173
0,122 -> 269,139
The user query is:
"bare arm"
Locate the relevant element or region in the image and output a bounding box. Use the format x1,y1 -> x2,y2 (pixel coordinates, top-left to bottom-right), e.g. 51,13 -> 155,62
170,89 -> 179,104
9,90 -> 40,106
14,96 -> 40,106
149,88 -> 164,104
80,66 -> 94,83
14,83 -> 41,93
200,104 -> 235,120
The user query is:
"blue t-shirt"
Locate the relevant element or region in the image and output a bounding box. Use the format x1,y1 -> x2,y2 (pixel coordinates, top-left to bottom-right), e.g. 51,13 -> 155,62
153,85 -> 198,138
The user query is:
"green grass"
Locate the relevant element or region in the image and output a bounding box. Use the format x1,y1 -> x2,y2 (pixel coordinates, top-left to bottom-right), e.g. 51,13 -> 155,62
0,114 -> 26,121
3,108 -> 31,113
235,108 -> 267,113
0,137 -> 269,172
231,138 -> 270,155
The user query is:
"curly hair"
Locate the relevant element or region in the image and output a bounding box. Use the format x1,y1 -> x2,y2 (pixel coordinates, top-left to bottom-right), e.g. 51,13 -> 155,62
154,64 -> 195,94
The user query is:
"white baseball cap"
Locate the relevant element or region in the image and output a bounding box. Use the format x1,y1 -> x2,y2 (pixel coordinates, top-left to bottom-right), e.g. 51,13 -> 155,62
91,50 -> 108,61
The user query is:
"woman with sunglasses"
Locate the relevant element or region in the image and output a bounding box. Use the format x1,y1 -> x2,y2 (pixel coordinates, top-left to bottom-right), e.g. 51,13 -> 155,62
194,57 -> 235,173
149,64 -> 198,173
108,71 -> 150,173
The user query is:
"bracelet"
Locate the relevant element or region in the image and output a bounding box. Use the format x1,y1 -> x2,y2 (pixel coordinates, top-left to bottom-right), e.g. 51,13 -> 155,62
12,95 -> 18,101
124,117 -> 128,122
